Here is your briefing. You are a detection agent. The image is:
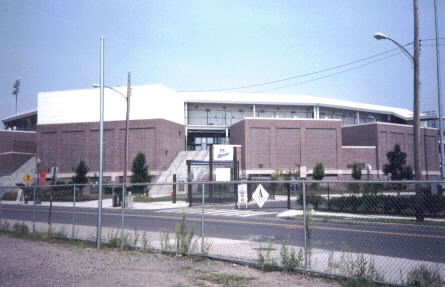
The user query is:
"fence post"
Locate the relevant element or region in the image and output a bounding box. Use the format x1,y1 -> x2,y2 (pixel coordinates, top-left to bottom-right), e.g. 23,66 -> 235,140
187,160 -> 192,207
201,183 -> 205,254
121,185 -> 125,250
0,185 -> 2,220
48,185 -> 53,232
173,174 -> 177,204
72,185 -> 76,239
33,185 -> 36,233
287,184 -> 291,209
303,181 -> 308,270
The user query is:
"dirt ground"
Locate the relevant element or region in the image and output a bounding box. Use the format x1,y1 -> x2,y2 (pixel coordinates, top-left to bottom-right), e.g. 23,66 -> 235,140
0,235 -> 341,287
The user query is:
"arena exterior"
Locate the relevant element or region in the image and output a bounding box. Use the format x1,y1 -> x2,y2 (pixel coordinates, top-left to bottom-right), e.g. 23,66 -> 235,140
5,84 -> 439,183
29,85 -> 440,181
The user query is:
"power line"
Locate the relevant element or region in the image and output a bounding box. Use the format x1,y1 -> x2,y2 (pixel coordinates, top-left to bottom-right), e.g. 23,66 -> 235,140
177,43 -> 413,93
420,37 -> 445,41
251,50 -> 406,93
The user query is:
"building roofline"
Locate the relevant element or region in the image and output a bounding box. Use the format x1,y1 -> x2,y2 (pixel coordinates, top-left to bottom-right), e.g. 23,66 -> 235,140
2,109 -> 37,123
0,129 -> 36,134
341,121 -> 438,130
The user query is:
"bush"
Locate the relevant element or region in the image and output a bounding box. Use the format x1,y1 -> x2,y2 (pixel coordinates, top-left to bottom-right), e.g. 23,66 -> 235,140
406,264 -> 442,287
298,195 -> 326,209
322,194 -> 445,216
13,222 -> 29,236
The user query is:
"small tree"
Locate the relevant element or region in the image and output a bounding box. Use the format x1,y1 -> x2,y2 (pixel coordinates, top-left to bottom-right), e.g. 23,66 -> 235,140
72,160 -> 89,185
351,163 -> 362,180
350,163 -> 362,194
131,152 -> 150,193
383,144 -> 414,193
311,162 -> 325,190
312,162 -> 325,180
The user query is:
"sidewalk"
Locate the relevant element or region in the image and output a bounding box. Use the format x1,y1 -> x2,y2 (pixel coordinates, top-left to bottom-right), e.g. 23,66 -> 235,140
0,199 -> 188,210
276,209 -> 445,223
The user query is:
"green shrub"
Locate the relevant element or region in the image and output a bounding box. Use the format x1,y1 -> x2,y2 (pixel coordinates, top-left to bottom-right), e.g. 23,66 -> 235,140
298,195 -> 326,209
13,222 -> 29,236
323,194 -> 445,216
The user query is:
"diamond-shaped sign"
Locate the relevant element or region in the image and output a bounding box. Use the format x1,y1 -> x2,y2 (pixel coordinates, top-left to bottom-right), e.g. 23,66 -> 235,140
252,184 -> 269,208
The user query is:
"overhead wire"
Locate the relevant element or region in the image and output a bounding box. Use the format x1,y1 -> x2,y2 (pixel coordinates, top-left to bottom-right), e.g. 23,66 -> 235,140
251,50 -> 408,93
177,44 -> 413,93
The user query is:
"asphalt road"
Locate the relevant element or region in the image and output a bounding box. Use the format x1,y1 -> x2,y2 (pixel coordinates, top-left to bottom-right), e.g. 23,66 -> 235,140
1,203 -> 444,263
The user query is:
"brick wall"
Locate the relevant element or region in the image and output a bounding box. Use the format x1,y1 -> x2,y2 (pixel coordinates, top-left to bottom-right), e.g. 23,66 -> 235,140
230,118 -> 342,172
342,123 -> 440,179
37,119 -> 185,175
0,130 -> 36,154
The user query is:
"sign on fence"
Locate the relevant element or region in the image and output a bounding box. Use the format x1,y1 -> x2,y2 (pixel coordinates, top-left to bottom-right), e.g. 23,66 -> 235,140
291,183 -> 299,193
23,174 -> 33,184
237,184 -> 248,208
252,184 -> 269,208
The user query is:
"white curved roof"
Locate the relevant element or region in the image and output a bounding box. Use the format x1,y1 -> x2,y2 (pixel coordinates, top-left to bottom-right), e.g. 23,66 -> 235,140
37,84 -> 414,125
179,91 -> 413,120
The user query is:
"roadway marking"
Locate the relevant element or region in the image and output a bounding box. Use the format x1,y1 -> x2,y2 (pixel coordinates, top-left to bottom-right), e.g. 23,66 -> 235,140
155,208 -> 279,218
2,206 -> 445,240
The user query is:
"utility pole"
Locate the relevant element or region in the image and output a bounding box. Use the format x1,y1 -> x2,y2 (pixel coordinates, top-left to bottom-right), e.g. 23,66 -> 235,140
123,72 -> 131,200
434,0 -> 444,179
413,0 -> 424,222
97,37 -> 105,248
12,79 -> 20,114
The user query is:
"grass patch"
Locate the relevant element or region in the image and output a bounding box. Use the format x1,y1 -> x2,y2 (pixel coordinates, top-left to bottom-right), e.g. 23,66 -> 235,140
340,278 -> 380,287
197,272 -> 255,287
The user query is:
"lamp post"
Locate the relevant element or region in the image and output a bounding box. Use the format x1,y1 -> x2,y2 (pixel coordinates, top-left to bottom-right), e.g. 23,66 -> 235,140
373,0 -> 423,221
92,72 -> 131,204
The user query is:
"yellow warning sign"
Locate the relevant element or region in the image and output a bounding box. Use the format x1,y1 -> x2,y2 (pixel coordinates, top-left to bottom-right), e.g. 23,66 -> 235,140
23,174 -> 33,184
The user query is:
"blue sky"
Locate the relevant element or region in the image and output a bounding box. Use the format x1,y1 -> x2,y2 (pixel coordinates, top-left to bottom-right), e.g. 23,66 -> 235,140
0,0 -> 444,123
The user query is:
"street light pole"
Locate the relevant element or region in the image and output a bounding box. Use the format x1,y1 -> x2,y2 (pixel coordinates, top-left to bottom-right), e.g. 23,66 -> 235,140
373,0 -> 423,221
123,72 -> 131,203
92,74 -> 131,189
97,37 -> 105,248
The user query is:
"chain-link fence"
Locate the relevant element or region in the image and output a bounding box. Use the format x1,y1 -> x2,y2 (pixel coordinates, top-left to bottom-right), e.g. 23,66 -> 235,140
0,180 -> 444,286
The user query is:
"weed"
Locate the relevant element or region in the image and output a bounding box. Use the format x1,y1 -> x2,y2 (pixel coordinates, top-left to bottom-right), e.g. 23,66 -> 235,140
0,220 -> 10,232
326,252 -> 384,282
257,242 -> 278,271
280,243 -> 303,272
51,226 -> 68,240
404,264 -> 442,287
175,213 -> 195,254
107,228 -> 121,248
12,222 -> 29,236
160,231 -> 174,251
140,231 -> 150,250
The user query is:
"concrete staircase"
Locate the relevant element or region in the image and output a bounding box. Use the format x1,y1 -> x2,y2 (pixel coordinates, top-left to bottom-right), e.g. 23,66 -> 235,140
0,155 -> 36,195
149,150 -> 209,198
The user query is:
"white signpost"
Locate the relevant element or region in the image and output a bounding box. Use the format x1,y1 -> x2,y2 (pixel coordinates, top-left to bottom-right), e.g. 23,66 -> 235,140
237,184 -> 248,208
252,184 -> 269,208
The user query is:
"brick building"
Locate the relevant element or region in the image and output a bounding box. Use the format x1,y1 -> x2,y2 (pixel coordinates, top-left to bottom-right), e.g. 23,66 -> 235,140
28,84 -> 440,182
